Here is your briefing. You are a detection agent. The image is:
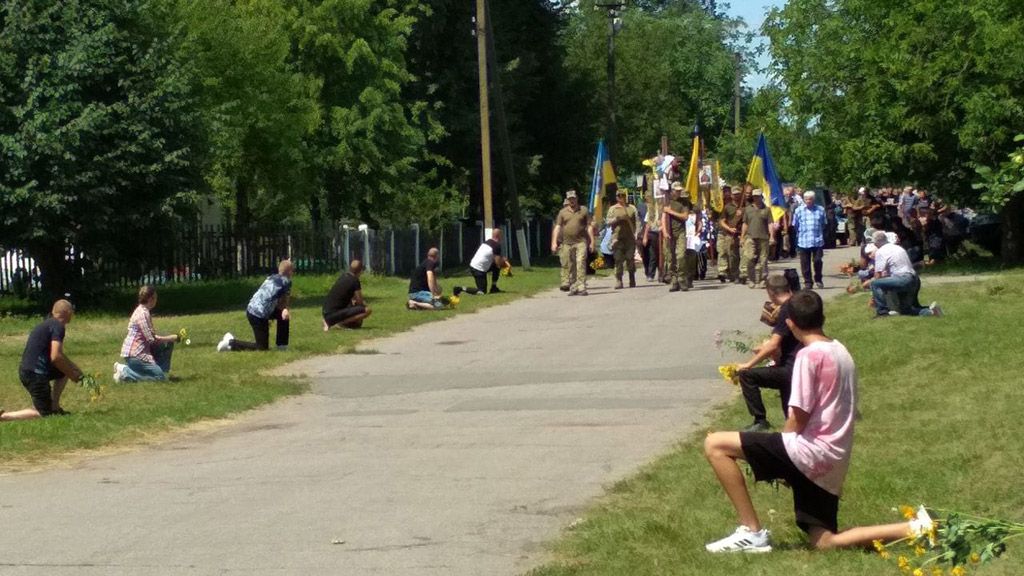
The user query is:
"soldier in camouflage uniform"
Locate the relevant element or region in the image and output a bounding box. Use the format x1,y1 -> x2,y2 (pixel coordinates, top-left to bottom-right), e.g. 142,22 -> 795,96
606,190 -> 639,289
717,186 -> 743,282
662,182 -> 691,292
739,189 -> 773,288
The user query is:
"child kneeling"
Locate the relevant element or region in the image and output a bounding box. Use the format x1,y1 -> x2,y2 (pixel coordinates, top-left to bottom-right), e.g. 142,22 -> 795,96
703,290 -> 932,553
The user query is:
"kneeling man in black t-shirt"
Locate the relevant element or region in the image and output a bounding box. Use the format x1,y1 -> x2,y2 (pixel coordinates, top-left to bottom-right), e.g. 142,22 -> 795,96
322,260 -> 372,330
2,299 -> 84,421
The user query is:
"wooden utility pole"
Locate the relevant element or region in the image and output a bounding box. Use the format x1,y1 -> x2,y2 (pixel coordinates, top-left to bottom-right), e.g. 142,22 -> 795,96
476,0 -> 493,234
484,0 -> 530,267
733,52 -> 742,135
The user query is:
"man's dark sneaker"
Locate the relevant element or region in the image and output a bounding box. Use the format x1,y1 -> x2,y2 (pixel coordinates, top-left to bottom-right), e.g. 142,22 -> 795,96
743,420 -> 771,433
718,274 -> 727,283
489,286 -> 502,294
454,286 -> 463,297
669,285 -> 681,292
560,285 -> 571,292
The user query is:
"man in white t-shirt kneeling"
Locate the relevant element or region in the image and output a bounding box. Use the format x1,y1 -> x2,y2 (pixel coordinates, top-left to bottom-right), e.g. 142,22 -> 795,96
867,230 -> 941,317
703,290 -> 933,553
459,228 -> 508,296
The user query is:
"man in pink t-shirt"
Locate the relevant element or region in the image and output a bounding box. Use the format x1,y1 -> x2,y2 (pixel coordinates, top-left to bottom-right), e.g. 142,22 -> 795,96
703,290 -> 933,553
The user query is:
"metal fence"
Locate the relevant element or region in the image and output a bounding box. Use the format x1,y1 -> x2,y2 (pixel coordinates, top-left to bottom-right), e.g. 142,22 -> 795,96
0,219 -> 555,296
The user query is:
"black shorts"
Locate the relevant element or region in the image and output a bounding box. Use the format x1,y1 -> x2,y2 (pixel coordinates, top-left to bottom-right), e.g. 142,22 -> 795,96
740,432 -> 839,533
19,369 -> 62,416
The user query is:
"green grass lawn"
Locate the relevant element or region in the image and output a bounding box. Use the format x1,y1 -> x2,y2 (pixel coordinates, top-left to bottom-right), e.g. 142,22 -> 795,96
529,271 -> 1024,576
0,266 -> 559,467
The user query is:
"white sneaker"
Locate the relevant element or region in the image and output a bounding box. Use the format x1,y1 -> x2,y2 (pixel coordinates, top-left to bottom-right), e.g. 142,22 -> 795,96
216,334 -> 233,352
909,506 -> 934,540
929,302 -> 943,317
705,526 -> 772,553
112,362 -> 125,383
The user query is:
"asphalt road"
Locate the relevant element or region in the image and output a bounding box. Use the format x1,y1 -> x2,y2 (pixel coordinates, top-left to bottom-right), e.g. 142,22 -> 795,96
0,248 -> 857,576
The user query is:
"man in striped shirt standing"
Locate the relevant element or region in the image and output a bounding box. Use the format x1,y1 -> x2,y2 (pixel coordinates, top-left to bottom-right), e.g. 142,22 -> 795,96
792,191 -> 827,290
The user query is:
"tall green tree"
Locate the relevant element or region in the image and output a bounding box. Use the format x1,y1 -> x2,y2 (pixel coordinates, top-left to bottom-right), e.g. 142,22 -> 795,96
763,0 -> 1024,262
563,0 -> 744,182
405,0 -> 595,222
285,0 -> 460,230
176,0 -> 319,230
0,0 -> 203,297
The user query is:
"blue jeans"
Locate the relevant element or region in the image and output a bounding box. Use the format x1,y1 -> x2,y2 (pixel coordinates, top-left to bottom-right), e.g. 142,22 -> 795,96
121,342 -> 174,382
871,274 -> 916,315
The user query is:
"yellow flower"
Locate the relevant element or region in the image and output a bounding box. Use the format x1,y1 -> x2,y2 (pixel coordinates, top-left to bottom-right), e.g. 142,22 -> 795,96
872,539 -> 885,552
880,550 -> 891,560
914,545 -> 926,557
717,364 -> 740,385
900,505 -> 916,520
913,569 -> 925,576
898,556 -> 910,570
951,567 -> 965,576
969,553 -> 980,564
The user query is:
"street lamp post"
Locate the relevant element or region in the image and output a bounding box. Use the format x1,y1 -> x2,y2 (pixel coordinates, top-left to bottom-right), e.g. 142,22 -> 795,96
596,3 -> 624,169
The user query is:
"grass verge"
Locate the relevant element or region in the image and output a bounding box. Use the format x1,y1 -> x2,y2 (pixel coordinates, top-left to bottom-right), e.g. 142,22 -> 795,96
529,270 -> 1024,576
1,267 -> 558,467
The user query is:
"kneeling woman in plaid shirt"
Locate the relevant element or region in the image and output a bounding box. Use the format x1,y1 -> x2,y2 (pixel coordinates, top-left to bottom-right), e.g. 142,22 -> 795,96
114,285 -> 181,382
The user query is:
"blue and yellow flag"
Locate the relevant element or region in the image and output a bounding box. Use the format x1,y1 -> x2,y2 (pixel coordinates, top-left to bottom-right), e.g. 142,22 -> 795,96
589,139 -> 617,222
746,133 -> 786,221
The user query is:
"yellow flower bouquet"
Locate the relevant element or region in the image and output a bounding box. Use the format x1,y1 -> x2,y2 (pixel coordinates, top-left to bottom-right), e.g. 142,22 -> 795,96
874,505 -> 1023,575
590,255 -> 605,271
177,328 -> 191,346
717,363 -> 740,385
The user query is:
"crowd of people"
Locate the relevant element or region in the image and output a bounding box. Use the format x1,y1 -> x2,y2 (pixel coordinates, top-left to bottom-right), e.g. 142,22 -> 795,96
547,179 -> 951,321
0,180 -> 953,560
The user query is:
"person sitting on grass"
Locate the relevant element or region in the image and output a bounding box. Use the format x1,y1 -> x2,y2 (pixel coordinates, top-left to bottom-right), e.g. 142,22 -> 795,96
703,290 -> 934,553
407,247 -> 445,310
1,299 -> 84,422
736,274 -> 801,433
322,260 -> 372,330
863,231 -> 942,318
218,259 -> 294,351
114,285 -> 181,382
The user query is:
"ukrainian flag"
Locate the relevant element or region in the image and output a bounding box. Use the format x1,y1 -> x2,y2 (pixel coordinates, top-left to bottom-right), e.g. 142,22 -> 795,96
589,139 -> 617,222
746,133 -> 786,221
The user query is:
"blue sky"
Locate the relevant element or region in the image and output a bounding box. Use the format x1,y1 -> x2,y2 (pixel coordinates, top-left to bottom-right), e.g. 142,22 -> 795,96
723,0 -> 786,90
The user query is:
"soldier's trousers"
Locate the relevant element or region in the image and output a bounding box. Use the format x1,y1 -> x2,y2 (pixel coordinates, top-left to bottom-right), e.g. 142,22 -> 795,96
667,235 -> 694,288
740,237 -> 770,284
613,240 -> 636,279
560,241 -> 588,293
717,234 -> 739,280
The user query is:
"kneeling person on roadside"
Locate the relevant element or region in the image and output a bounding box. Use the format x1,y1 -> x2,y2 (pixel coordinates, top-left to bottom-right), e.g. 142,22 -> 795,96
704,290 -> 934,553
407,248 -> 444,310
463,229 -> 507,295
737,274 -> 801,432
115,285 -> 181,382
322,260 -> 372,330
1,300 -> 83,422
218,259 -> 294,351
